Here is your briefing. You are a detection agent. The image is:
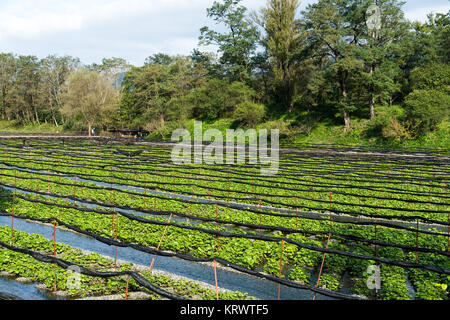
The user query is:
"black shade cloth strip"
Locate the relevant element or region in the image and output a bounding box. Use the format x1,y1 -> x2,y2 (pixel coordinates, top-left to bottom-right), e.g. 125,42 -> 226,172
0,240 -> 186,300
2,152 -> 449,197
2,192 -> 449,258
1,170 -> 449,219
2,161 -> 448,205
1,192 -> 449,276
2,146 -> 449,189
1,180 -> 450,237
0,214 -> 362,300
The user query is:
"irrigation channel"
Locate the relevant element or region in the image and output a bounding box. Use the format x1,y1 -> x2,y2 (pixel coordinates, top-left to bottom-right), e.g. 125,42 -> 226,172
0,137 -> 449,300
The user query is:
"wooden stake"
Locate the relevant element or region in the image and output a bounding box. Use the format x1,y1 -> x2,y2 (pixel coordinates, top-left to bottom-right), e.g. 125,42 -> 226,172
149,214 -> 173,271
312,233 -> 331,301
114,211 -> 119,271
213,260 -> 219,300
415,219 -> 419,263
10,193 -> 15,246
216,204 -> 220,252
53,218 -> 57,292
10,171 -> 16,246
124,275 -> 130,300
446,184 -> 449,252
277,240 -> 284,300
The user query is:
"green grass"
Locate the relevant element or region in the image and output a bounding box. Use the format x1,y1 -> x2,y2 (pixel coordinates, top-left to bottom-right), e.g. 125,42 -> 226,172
0,120 -> 64,134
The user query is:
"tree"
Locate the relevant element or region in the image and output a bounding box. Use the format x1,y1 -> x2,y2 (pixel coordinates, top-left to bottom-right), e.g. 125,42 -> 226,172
90,57 -> 131,76
39,55 -> 80,126
119,56 -> 207,129
190,49 -> 225,79
403,61 -> 450,134
0,53 -> 17,121
145,53 -> 175,66
361,0 -> 407,118
397,12 -> 449,92
409,61 -> 450,92
404,89 -> 450,134
188,78 -> 255,119
199,0 -> 260,83
60,68 -> 119,136
303,0 -> 365,131
13,55 -> 41,125
255,0 -> 304,113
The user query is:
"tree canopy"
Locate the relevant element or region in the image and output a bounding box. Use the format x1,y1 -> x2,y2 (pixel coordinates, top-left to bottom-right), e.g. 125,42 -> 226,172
0,0 -> 448,141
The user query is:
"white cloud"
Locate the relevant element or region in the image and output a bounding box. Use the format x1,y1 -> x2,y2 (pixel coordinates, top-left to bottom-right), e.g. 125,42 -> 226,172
404,4 -> 450,22
0,0 -> 212,40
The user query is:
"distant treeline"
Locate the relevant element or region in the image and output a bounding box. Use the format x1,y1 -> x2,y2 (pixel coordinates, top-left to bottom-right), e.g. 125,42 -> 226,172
0,0 -> 448,139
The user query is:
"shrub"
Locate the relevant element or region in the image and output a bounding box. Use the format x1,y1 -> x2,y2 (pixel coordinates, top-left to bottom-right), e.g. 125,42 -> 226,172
257,119 -> 293,139
233,101 -> 266,128
404,89 -> 450,134
381,119 -> 420,141
410,62 -> 450,93
363,104 -> 406,139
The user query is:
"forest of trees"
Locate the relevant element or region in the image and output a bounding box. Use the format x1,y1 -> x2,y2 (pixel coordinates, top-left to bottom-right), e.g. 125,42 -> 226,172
0,0 -> 448,141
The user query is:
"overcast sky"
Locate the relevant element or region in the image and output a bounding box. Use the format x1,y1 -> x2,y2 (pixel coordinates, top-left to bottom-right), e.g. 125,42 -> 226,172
0,0 -> 449,67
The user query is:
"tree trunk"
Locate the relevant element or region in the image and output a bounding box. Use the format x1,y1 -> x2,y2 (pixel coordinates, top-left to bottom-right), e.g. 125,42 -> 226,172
88,123 -> 92,137
344,109 -> 351,132
369,95 -> 375,119
52,114 -> 59,127
342,82 -> 351,132
288,101 -> 294,113
369,64 -> 375,119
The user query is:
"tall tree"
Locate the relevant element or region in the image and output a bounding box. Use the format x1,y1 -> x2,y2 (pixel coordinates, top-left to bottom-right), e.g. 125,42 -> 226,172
90,57 -> 131,76
255,0 -> 304,113
145,53 -> 175,66
60,68 -> 119,136
199,0 -> 260,83
303,0 -> 365,131
13,55 -> 41,125
0,53 -> 16,121
39,55 -> 80,126
361,0 -> 407,118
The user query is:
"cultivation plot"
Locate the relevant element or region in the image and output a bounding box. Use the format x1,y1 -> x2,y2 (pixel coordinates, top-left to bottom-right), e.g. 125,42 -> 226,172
0,138 -> 449,300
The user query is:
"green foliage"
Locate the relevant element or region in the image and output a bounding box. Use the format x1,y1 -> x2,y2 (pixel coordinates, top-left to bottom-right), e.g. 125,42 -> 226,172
60,68 -> 120,134
404,89 -> 450,134
199,0 -> 259,83
379,266 -> 412,300
410,62 -> 450,92
188,79 -> 255,120
119,57 -> 207,131
316,273 -> 341,291
233,101 -> 266,127
256,0 -> 305,112
414,281 -> 448,300
257,119 -> 293,138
